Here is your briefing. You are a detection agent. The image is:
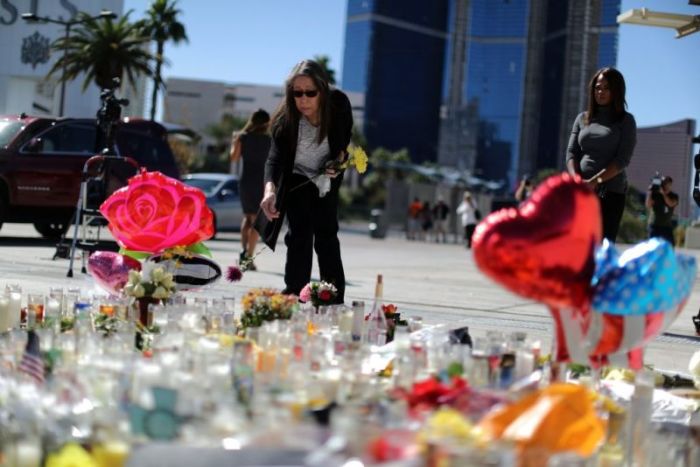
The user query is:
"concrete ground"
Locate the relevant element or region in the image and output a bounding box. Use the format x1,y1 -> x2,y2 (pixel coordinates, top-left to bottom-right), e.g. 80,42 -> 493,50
0,221 -> 698,374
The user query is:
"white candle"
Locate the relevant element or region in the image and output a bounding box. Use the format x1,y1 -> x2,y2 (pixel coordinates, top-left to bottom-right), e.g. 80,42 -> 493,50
46,298 -> 61,320
0,296 -> 11,331
338,310 -> 354,334
12,441 -> 42,467
8,292 -> 21,328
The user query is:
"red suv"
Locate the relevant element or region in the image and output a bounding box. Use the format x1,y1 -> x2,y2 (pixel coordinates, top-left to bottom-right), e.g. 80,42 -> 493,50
0,115 -> 180,239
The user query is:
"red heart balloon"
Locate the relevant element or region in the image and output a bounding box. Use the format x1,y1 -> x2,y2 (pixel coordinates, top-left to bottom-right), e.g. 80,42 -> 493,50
472,173 -> 602,310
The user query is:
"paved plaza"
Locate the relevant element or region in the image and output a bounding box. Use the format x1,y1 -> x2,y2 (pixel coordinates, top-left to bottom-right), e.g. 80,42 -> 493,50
0,221 -> 699,374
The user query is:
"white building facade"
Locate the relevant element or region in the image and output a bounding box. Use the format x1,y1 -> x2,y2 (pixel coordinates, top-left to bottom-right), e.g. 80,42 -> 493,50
163,77 -> 365,144
0,0 -> 146,118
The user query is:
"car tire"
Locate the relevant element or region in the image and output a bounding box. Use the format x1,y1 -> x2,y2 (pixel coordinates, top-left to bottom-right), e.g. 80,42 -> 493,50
34,222 -> 70,240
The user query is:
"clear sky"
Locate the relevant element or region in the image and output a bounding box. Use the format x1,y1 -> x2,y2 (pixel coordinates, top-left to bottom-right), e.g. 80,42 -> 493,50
124,0 -> 700,132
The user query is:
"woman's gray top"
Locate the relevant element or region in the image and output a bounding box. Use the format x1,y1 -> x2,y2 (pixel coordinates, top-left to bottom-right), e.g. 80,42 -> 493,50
566,106 -> 637,194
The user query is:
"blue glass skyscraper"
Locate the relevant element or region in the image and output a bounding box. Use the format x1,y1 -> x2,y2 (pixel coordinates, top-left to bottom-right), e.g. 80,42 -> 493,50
342,0 -> 449,164
342,0 -> 621,186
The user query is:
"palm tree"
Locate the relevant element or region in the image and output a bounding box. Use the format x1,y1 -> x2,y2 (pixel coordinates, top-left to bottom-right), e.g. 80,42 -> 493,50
140,0 -> 188,121
48,12 -> 154,91
314,54 -> 336,85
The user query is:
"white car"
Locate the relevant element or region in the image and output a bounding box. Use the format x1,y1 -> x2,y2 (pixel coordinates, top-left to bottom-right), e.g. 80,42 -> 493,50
182,173 -> 243,236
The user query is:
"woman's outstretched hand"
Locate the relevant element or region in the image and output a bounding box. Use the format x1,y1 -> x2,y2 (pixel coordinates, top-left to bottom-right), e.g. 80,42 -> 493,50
260,183 -> 279,220
324,150 -> 347,178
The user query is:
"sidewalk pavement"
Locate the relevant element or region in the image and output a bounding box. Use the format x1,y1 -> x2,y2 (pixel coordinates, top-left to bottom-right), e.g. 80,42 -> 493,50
0,221 -> 698,374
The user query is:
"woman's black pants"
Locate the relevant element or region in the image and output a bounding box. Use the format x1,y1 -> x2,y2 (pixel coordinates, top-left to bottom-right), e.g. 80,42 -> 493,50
599,191 -> 626,243
284,173 -> 345,303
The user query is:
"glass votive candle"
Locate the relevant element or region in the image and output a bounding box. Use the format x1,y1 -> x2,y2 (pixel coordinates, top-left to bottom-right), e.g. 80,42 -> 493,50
6,284 -> 22,329
0,292 -> 12,332
23,294 -> 45,326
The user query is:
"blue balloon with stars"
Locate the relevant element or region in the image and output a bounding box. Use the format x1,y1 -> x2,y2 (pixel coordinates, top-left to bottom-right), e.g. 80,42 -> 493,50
591,238 -> 696,316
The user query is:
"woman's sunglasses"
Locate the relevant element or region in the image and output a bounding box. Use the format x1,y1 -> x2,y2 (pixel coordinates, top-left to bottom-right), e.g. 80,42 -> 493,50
292,90 -> 319,98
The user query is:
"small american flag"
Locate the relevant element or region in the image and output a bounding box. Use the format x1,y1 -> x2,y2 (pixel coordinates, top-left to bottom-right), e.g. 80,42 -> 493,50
18,330 -> 45,384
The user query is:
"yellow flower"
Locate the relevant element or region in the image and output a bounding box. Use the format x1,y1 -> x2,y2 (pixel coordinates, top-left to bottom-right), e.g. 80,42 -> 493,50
45,443 -> 98,467
151,267 -> 166,283
152,286 -> 169,299
128,270 -> 141,284
132,284 -> 146,298
345,145 -> 369,174
162,275 -> 176,289
352,146 -> 368,173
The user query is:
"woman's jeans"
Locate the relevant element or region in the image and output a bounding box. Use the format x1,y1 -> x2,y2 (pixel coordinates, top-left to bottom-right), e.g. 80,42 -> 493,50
284,173 -> 345,303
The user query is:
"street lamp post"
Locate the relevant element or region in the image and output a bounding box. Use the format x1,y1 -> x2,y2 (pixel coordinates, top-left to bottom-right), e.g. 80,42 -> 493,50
21,10 -> 117,117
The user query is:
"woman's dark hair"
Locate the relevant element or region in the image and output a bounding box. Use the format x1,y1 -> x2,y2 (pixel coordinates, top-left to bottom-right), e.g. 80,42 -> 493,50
271,59 -> 332,146
242,109 -> 270,134
585,67 -> 627,124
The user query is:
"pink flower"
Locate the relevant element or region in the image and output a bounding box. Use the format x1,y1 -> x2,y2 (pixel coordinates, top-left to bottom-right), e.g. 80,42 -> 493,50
100,171 -> 214,253
299,283 -> 312,302
226,266 -> 243,282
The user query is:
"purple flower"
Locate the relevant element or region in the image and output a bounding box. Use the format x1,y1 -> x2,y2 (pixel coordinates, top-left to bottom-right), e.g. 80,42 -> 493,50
226,265 -> 243,282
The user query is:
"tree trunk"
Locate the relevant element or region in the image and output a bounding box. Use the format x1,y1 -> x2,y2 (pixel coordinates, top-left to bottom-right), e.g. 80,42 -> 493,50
150,41 -> 165,121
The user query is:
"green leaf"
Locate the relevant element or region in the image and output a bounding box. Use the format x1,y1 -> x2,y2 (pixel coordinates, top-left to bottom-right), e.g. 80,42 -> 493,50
120,248 -> 151,261
187,242 -> 211,257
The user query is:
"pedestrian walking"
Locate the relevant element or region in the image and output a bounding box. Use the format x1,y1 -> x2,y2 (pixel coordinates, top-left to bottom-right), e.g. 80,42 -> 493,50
456,191 -> 478,248
230,109 -> 271,270
432,197 -> 450,243
566,67 -> 637,242
420,201 -> 433,241
407,197 -> 422,240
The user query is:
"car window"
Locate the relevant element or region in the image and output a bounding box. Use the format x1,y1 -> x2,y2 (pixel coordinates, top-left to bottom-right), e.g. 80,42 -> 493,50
0,121 -> 24,147
117,129 -> 169,168
221,179 -> 239,195
183,178 -> 220,195
35,122 -> 96,153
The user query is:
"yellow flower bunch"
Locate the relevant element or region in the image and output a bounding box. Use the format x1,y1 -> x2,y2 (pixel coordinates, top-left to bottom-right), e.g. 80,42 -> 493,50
342,144 -> 369,174
240,288 -> 299,329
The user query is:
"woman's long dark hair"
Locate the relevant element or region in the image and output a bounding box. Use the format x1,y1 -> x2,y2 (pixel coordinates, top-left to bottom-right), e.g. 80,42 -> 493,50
271,59 -> 332,147
585,67 -> 627,124
242,109 -> 270,134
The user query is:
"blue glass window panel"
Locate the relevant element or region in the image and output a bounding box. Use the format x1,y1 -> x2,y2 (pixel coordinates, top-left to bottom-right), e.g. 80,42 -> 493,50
374,0 -> 448,31
469,0 -> 529,37
600,0 -> 621,27
347,0 -> 375,17
342,20 -> 372,92
597,32 -> 618,68
364,23 -> 446,163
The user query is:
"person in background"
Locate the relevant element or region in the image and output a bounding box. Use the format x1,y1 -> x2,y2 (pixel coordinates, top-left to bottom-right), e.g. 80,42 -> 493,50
258,59 -> 353,303
646,175 -> 678,246
432,196 -> 450,243
456,191 -> 478,248
566,67 -> 637,242
230,109 -> 271,270
515,175 -> 534,202
420,201 -> 433,241
407,197 -> 422,240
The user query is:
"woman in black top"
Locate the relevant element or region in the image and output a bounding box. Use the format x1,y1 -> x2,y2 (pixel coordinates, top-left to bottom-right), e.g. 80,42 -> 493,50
231,109 -> 271,269
258,59 -> 353,303
566,67 -> 637,242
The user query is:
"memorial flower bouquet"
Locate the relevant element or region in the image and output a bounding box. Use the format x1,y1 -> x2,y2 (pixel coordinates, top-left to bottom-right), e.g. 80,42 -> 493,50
239,288 -> 299,329
123,267 -> 176,300
299,281 -> 338,307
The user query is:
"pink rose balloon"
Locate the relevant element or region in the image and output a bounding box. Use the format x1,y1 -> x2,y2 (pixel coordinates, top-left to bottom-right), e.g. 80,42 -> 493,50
99,170 -> 214,254
87,251 -> 142,294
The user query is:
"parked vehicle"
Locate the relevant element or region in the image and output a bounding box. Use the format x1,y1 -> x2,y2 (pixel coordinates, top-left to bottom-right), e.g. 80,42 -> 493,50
182,173 -> 243,236
0,114 -> 180,239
